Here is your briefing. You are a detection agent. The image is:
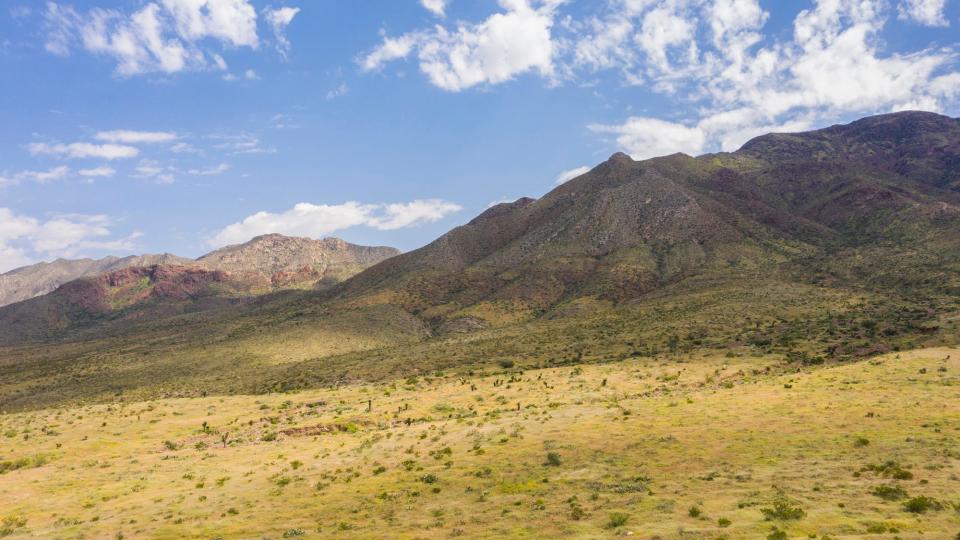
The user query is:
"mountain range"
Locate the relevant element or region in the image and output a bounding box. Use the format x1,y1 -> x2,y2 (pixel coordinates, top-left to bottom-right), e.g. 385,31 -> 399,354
0,110 -> 957,411
0,234 -> 399,309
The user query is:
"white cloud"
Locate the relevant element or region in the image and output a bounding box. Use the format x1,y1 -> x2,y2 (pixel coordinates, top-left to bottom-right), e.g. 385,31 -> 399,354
132,159 -> 176,184
571,0 -> 960,155
326,82 -> 349,100
554,165 -> 591,184
898,0 -> 949,26
589,117 -> 707,159
27,142 -> 140,160
95,130 -> 178,144
209,133 -> 274,154
161,0 -> 259,47
210,199 -> 462,247
0,208 -> 140,272
421,0 -> 450,17
20,165 -> 72,184
171,142 -> 199,153
263,6 -> 300,59
363,0 -> 561,91
79,166 -> 117,178
42,0 -> 285,76
1,166 -> 72,185
188,163 -> 230,175
361,33 -> 421,71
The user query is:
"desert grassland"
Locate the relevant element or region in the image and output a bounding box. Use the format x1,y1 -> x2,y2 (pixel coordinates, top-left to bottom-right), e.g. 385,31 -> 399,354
0,348 -> 958,539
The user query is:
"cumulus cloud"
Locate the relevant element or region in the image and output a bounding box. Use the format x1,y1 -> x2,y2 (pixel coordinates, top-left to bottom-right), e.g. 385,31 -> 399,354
363,0 -> 562,91
95,130 -> 178,144
0,208 -> 140,272
575,0 -> 960,156
554,165 -> 591,184
27,142 -> 139,160
210,199 -> 462,247
263,6 -> 300,59
42,0 -> 293,76
898,0 -> 950,26
421,0 -> 450,17
589,117 -> 707,159
363,1 -> 959,155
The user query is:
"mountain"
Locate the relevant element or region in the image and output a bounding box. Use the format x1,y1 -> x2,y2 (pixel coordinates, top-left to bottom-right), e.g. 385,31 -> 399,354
0,254 -> 193,308
196,234 -> 400,288
0,235 -> 400,309
335,111 -> 959,326
0,235 -> 400,345
1,111 -> 957,411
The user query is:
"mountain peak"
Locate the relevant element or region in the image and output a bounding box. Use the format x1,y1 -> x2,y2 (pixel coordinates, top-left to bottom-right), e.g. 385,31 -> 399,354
608,151 -> 634,164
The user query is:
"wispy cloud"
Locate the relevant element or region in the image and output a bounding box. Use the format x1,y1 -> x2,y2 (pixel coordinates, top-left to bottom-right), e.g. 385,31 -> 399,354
27,142 -> 139,160
95,130 -> 177,144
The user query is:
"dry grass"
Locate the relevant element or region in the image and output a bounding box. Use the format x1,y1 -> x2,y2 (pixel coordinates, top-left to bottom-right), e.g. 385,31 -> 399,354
1,347 -> 958,538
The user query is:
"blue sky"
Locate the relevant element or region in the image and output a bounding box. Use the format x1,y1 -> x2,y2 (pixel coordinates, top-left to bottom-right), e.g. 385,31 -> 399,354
1,0 -> 958,271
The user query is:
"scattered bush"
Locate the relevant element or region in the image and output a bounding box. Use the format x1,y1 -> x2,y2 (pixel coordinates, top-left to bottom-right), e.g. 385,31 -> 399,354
760,494 -> 805,521
544,452 -> 561,467
903,496 -> 942,514
605,512 -> 629,529
872,484 -> 908,501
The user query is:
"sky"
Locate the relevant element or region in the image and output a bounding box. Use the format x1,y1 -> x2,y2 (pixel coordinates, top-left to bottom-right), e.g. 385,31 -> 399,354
0,0 -> 958,272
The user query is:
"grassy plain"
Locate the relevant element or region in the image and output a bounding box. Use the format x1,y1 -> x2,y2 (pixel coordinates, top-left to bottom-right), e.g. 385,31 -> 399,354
1,347 -> 958,538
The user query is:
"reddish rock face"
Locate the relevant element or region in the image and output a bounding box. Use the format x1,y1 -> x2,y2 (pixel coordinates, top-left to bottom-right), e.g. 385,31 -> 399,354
55,265 -> 261,314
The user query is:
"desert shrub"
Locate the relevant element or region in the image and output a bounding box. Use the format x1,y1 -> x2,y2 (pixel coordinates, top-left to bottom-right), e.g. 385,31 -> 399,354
903,496 -> 942,514
162,440 -> 179,451
544,452 -> 561,467
282,529 -> 305,538
688,505 -> 702,518
864,461 -> 912,479
718,517 -> 731,528
854,437 -> 870,447
373,466 -> 386,475
605,513 -> 629,529
761,494 -> 805,521
420,474 -> 438,484
262,432 -> 278,442
872,484 -> 908,501
766,528 -> 787,540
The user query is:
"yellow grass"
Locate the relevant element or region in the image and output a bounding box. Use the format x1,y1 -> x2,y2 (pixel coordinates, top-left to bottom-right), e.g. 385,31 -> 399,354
1,348 -> 958,538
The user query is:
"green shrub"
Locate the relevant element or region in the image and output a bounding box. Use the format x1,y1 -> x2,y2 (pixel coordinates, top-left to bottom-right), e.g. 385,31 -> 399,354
605,512 -> 629,529
903,496 -> 942,514
544,452 -> 561,467
872,484 -> 908,501
688,505 -> 701,518
718,517 -> 731,528
760,494 -> 805,521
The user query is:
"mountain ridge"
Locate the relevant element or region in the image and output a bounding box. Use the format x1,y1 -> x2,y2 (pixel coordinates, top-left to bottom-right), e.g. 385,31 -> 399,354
0,234 -> 401,309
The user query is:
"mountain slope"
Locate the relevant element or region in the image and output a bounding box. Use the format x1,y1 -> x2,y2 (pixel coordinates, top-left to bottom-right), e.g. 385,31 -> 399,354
197,234 -> 400,287
335,112 -> 960,328
0,111 -> 957,411
0,254 -> 192,308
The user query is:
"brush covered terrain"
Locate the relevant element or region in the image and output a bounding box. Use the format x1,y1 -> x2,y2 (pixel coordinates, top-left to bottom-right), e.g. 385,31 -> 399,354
0,112 -> 959,537
1,348 -> 958,538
